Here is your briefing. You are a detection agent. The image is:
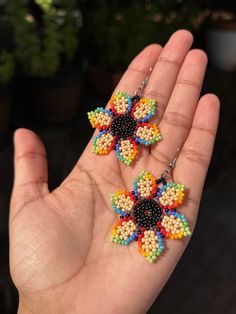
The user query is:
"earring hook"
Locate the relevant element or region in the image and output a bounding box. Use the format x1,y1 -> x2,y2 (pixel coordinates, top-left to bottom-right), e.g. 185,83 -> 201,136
160,145 -> 183,179
135,67 -> 153,97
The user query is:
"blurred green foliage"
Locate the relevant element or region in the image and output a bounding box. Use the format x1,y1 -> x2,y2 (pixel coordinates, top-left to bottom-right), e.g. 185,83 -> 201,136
0,0 -> 204,80
60,0 -> 81,63
6,0 -> 80,78
84,0 -> 202,71
0,51 -> 14,84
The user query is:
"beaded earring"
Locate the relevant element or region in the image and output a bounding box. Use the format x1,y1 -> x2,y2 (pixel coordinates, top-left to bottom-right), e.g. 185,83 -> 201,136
88,71 -> 161,166
110,147 -> 192,263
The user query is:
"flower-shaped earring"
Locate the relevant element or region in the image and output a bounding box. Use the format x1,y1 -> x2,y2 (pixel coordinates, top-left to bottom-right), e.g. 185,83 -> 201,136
110,148 -> 191,263
88,75 -> 161,165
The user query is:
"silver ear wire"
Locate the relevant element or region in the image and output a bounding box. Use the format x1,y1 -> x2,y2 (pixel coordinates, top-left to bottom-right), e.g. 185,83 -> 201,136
160,145 -> 183,178
134,67 -> 153,97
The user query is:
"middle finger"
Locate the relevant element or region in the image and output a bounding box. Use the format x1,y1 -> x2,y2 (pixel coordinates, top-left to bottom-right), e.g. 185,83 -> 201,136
144,30 -> 193,122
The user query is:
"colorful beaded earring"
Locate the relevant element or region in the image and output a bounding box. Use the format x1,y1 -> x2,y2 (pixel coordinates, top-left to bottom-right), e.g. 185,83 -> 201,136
88,72 -> 161,165
110,147 -> 192,263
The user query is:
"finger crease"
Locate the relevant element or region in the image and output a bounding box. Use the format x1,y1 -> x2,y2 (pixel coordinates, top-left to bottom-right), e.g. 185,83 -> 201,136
162,111 -> 191,129
16,152 -> 47,161
182,148 -> 208,169
127,66 -> 151,77
192,125 -> 216,137
151,150 -> 170,166
145,90 -> 169,103
158,56 -> 181,67
176,78 -> 201,90
16,180 -> 48,189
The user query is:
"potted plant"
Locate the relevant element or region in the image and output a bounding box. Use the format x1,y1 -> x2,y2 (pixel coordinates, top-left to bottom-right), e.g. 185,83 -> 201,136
82,0 -> 203,98
6,0 -> 83,124
0,50 -> 14,148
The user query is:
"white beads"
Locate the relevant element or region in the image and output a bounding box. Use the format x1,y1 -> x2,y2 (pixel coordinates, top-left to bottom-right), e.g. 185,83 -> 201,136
136,125 -> 155,141
114,96 -> 128,114
137,177 -> 153,197
94,112 -> 112,126
119,140 -> 134,158
159,187 -> 179,206
134,102 -> 152,119
161,215 -> 183,235
115,194 -> 134,212
142,230 -> 158,253
117,220 -> 136,240
96,133 -> 114,151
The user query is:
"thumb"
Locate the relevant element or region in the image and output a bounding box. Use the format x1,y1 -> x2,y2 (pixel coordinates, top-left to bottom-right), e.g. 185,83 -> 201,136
11,128 -> 49,216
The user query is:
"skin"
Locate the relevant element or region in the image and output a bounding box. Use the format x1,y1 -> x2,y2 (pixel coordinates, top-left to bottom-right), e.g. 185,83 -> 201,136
9,30 -> 220,314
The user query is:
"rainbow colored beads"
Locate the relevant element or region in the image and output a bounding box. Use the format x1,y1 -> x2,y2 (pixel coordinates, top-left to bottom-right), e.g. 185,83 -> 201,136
134,171 -> 157,198
88,91 -> 161,165
115,138 -> 139,166
138,230 -> 164,262
110,171 -> 191,262
157,210 -> 191,240
111,217 -> 138,245
93,131 -> 116,155
131,98 -> 156,122
88,108 -> 112,129
157,182 -> 185,209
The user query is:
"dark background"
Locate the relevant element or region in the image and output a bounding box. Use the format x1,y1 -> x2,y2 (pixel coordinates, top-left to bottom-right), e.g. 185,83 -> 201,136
0,1 -> 236,313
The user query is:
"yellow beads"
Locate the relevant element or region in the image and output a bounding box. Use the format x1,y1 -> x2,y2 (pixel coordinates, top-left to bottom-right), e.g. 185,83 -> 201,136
131,98 -> 156,122
119,140 -> 137,161
111,218 -> 138,245
116,139 -> 138,166
112,191 -> 134,213
111,95 -> 129,114
88,108 -> 112,129
110,171 -> 190,263
135,123 -> 161,145
158,182 -> 185,209
137,178 -> 152,197
135,172 -> 157,198
94,111 -> 112,126
136,125 -> 155,141
89,91 -> 160,165
159,187 -> 180,206
161,215 -> 184,239
141,230 -> 158,254
93,132 -> 115,155
116,220 -> 137,240
133,101 -> 152,120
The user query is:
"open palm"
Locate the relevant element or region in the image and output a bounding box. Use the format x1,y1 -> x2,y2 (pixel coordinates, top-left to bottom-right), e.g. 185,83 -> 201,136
9,31 -> 219,314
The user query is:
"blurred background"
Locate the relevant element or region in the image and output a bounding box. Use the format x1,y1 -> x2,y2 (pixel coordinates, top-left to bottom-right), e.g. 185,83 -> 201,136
0,0 -> 236,313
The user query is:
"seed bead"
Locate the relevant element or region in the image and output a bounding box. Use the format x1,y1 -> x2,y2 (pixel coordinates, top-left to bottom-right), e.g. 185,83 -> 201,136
93,132 -> 115,154
133,101 -> 152,120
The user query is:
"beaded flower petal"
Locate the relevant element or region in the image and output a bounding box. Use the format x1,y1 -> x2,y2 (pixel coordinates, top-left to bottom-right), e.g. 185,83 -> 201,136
88,91 -> 161,165
110,171 -> 191,262
135,123 -> 161,145
93,131 -> 116,155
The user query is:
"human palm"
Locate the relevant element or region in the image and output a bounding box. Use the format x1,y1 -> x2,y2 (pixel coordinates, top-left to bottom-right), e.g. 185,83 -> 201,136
9,31 -> 219,314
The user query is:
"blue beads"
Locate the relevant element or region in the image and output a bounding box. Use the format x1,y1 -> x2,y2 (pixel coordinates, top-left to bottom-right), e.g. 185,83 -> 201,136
125,231 -> 138,245
112,206 -> 130,217
156,231 -> 164,254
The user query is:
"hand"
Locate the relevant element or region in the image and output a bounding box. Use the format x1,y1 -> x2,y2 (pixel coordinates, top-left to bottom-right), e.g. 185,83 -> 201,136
9,30 -> 219,314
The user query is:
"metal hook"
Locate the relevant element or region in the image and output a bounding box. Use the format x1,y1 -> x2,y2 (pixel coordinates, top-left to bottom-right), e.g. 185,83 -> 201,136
160,145 -> 183,179
135,67 -> 153,97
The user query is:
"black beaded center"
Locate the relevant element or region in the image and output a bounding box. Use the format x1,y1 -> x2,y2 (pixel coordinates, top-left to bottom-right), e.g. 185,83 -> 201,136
133,199 -> 162,228
111,114 -> 136,139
